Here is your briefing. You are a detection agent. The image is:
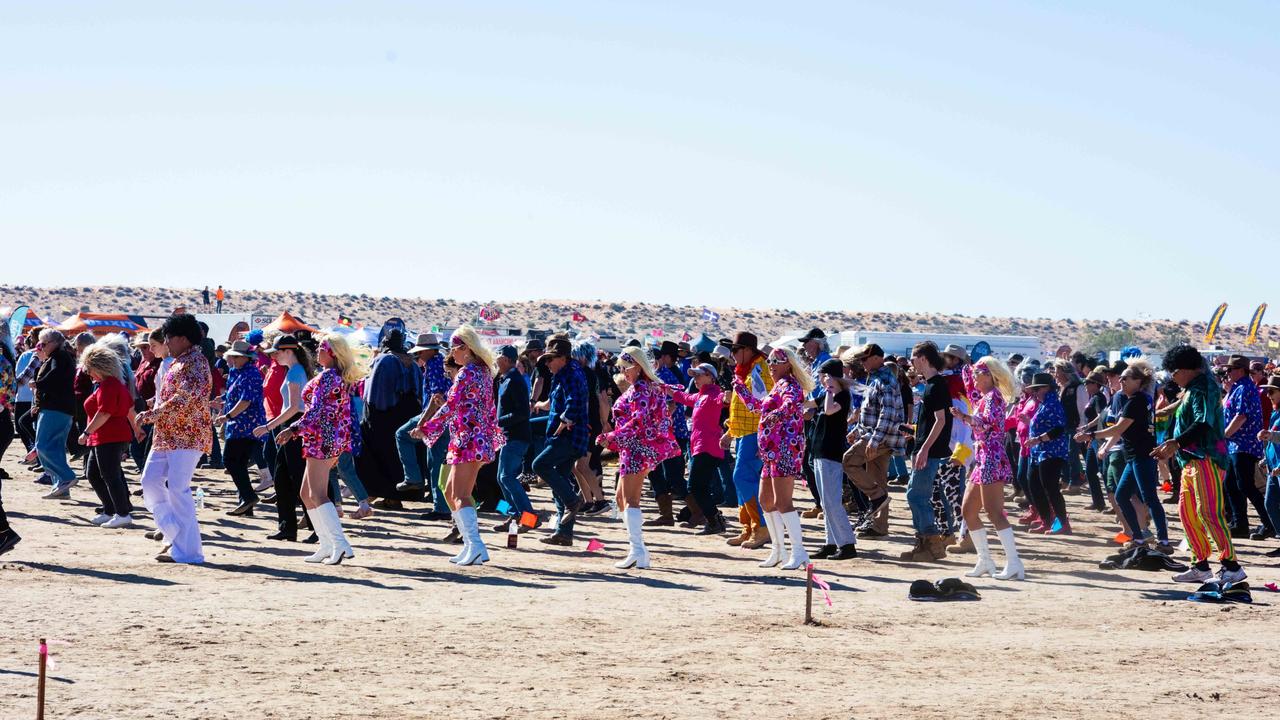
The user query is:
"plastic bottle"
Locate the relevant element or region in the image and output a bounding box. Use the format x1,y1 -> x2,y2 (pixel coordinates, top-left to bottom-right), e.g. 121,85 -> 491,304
609,501 -> 619,520
194,487 -> 205,510
507,517 -> 518,549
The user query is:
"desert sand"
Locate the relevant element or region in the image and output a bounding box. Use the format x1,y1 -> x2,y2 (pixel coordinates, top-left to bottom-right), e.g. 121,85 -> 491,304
2,443 -> 1278,719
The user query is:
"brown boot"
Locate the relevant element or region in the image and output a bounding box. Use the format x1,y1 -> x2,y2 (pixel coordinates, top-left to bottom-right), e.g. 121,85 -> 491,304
898,534 -> 926,561
727,505 -> 752,546
742,524 -> 771,549
680,495 -> 706,528
644,494 -> 675,526
802,506 -> 823,519
926,534 -> 949,560
940,533 -> 957,547
951,534 -> 975,554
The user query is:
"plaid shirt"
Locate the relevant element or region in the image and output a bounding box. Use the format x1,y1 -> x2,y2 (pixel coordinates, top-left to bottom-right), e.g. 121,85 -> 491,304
850,364 -> 907,450
728,355 -> 773,438
549,360 -> 591,456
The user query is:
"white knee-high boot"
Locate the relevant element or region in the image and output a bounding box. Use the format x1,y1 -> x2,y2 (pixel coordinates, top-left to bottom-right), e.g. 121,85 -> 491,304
993,526 -> 1025,580
615,507 -> 651,569
304,505 -> 334,563
449,511 -> 469,564
964,527 -> 997,577
321,502 -> 354,565
456,506 -> 489,566
759,511 -> 785,568
779,510 -> 810,570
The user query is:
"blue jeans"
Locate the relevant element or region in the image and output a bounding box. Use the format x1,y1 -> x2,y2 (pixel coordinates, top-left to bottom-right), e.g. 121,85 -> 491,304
496,438 -> 534,516
732,434 -> 762,505
814,457 -> 856,546
905,457 -> 945,536
1116,456 -> 1167,543
532,434 -> 582,538
889,453 -> 909,479
35,409 -> 76,486
395,412 -> 426,485
717,453 -> 737,507
329,451 -> 368,503
1263,465 -> 1280,537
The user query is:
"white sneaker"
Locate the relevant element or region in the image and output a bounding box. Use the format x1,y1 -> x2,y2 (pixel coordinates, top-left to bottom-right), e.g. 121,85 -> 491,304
43,485 -> 71,500
103,515 -> 134,529
91,513 -> 112,525
1217,566 -> 1247,584
1172,567 -> 1214,583
252,468 -> 274,493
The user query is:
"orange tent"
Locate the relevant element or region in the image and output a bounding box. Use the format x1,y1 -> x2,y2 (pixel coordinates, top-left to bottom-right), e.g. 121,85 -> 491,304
262,311 -> 318,335
57,313 -> 149,337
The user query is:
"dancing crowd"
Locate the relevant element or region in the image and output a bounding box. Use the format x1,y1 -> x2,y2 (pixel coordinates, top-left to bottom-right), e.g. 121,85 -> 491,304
2,315 -> 1279,587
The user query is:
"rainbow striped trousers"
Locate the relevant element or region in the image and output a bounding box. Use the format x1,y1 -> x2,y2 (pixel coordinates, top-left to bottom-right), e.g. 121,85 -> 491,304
1179,458 -> 1235,563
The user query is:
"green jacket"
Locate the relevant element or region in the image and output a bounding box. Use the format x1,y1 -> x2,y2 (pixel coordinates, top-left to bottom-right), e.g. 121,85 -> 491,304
1172,372 -> 1227,468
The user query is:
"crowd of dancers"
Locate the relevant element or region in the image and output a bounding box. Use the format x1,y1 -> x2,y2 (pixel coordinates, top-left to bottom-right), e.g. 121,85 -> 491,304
1,315 -> 1278,587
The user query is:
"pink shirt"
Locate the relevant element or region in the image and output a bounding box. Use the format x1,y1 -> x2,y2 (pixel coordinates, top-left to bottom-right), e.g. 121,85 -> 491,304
671,383 -> 726,459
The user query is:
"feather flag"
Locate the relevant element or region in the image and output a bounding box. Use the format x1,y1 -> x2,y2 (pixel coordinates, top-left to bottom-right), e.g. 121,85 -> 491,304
1204,303 -> 1228,345
1245,304 -> 1267,345
571,311 -> 588,323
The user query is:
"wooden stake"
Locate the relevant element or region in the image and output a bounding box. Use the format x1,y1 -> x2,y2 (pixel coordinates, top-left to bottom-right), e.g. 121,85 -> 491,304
804,564 -> 814,625
37,638 -> 46,720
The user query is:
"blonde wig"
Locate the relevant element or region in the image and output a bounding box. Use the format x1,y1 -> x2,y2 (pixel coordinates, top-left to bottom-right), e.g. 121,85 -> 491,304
618,345 -> 661,384
769,347 -> 816,396
320,333 -> 367,386
975,356 -> 1018,405
450,324 -> 497,373
79,343 -> 123,381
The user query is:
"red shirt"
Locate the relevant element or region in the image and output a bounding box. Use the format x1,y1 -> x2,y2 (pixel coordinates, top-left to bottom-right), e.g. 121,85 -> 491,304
84,376 -> 134,446
264,362 -> 286,419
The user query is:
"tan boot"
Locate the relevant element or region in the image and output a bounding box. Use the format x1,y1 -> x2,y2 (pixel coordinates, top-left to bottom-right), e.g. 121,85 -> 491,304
940,533 -> 957,547
727,504 -> 752,546
926,534 -> 949,560
951,534 -> 975,554
898,534 -> 925,561
802,506 -> 822,519
742,523 -> 771,550
644,494 -> 675,526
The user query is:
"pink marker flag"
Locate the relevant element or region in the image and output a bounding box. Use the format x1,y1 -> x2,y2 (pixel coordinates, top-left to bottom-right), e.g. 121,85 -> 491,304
807,564 -> 833,607
586,538 -> 605,552
1265,582 -> 1279,592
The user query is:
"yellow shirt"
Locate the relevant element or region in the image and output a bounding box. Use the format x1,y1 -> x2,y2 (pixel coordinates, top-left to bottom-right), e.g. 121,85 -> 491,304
728,355 -> 774,438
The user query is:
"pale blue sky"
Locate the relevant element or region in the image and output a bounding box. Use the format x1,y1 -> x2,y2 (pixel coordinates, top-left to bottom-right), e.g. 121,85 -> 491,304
2,2 -> 1276,323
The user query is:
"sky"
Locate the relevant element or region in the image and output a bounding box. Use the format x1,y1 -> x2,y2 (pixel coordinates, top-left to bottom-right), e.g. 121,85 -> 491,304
2,1 -> 1277,324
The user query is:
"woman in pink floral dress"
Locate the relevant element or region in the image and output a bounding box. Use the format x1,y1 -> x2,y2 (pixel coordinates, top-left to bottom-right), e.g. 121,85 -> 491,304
414,325 -> 505,566
732,347 -> 814,570
279,334 -> 365,566
597,346 -> 679,569
950,358 -> 1024,580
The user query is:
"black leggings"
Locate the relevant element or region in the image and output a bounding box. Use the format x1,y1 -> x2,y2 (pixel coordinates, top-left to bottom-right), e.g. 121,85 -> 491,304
17,404 -> 37,454
0,408 -> 14,462
1029,457 -> 1068,522
272,428 -> 306,535
224,437 -> 260,506
87,442 -> 134,517
688,453 -> 722,523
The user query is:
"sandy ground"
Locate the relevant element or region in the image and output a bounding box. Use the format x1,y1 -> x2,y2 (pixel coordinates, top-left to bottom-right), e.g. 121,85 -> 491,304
2,445 -> 1279,720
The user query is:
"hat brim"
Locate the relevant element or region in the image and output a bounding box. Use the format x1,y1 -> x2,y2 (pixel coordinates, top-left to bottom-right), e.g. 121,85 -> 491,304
409,344 -> 445,353
1026,382 -> 1053,389
223,350 -> 251,359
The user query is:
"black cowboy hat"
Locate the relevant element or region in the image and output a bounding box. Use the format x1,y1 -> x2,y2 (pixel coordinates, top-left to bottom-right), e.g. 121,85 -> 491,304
800,327 -> 826,343
1026,372 -> 1056,389
656,340 -> 680,359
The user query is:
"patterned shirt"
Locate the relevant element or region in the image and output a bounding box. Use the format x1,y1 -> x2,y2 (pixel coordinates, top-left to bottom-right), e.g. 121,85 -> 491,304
548,360 -> 591,456
222,363 -> 267,441
961,365 -> 1012,484
1172,372 -> 1228,468
733,374 -> 807,475
657,364 -> 689,442
420,362 -> 506,464
850,364 -> 907,450
1225,375 -> 1264,457
295,368 -> 354,459
1029,390 -> 1069,462
423,353 -> 452,405
728,355 -> 773,438
151,346 -> 212,452
0,353 -> 14,410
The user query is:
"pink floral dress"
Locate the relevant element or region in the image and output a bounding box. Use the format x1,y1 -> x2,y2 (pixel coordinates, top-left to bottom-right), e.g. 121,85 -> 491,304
733,375 -> 805,478
419,362 -> 505,465
295,368 -> 354,460
961,365 -> 1012,485
599,378 -> 679,475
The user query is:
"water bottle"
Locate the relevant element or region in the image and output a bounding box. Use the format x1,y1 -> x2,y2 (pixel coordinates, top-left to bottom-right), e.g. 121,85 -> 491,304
609,501 -> 619,520
194,487 -> 205,510
507,517 -> 519,549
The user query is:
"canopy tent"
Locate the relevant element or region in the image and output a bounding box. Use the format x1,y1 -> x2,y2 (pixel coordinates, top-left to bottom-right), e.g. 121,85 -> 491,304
262,311 -> 318,335
57,313 -> 149,337
691,333 -> 717,354
347,327 -> 380,346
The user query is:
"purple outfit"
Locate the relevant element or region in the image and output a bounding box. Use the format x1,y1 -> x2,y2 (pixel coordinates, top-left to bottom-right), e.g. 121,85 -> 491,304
733,375 -> 806,479
961,365 -> 1012,485
599,378 -> 679,475
295,368 -> 354,460
419,362 -> 505,465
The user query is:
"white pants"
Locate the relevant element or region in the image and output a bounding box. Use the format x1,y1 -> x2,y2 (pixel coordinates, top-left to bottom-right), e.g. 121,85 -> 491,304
141,449 -> 204,563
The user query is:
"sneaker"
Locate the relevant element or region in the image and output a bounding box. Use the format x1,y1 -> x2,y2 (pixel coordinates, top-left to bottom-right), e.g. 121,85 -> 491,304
1250,526 -> 1275,541
582,501 -> 609,516
1172,567 -> 1214,584
90,513 -> 112,525
1217,566 -> 1247,584
103,515 -> 134,529
1153,542 -> 1176,555
395,481 -> 426,493
34,473 -> 52,486
1265,547 -> 1280,558
42,485 -> 70,500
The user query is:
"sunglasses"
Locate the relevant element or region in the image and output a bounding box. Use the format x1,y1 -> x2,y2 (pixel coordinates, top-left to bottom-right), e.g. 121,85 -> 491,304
450,337 -> 466,348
